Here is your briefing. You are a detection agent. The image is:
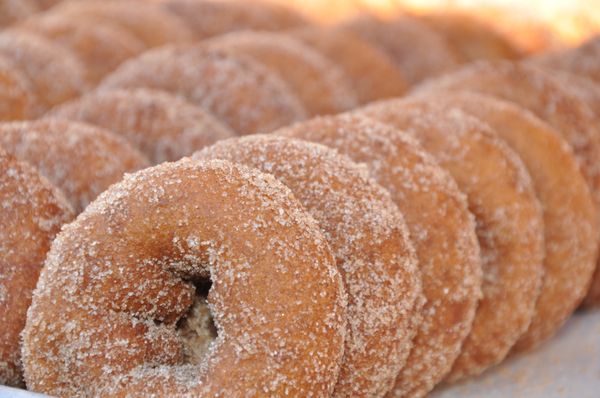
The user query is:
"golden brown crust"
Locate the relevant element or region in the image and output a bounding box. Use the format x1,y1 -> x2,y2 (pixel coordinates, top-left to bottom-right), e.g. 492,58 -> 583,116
51,89 -> 235,164
195,136 -> 421,397
17,14 -> 145,84
0,119 -> 149,213
0,56 -> 32,121
0,150 -> 74,387
0,30 -> 86,116
361,99 -> 545,380
341,15 -> 459,86
207,31 -> 357,116
533,35 -> 600,83
159,0 -> 308,40
22,159 -> 347,397
277,114 -> 482,397
289,27 -> 408,104
99,45 -> 307,135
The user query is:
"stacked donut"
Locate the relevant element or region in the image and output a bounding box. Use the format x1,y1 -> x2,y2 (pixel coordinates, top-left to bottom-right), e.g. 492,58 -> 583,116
1,1 -> 600,397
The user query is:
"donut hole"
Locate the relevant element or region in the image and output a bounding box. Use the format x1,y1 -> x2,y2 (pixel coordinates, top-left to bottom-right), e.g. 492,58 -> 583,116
177,279 -> 218,365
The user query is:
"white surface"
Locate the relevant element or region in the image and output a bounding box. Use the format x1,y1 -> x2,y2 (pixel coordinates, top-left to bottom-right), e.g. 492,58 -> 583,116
1,310 -> 599,398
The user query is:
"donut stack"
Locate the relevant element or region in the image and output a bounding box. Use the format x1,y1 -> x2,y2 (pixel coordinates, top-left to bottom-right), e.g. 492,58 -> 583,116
1,1 -> 599,397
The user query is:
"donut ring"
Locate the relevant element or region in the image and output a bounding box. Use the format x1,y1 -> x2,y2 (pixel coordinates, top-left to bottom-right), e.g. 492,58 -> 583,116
277,114 -> 482,397
417,61 -> 600,228
0,150 -> 74,387
18,14 -> 145,84
417,12 -> 523,63
361,99 -> 545,380
47,1 -> 194,47
0,30 -> 86,116
533,36 -> 600,84
411,92 -> 599,353
0,119 -> 149,213
52,89 -> 235,164
99,45 -> 307,135
195,135 -> 421,397
341,15 -> 459,86
289,27 -> 408,104
22,159 -> 347,397
0,56 -> 32,121
160,0 -> 308,40
207,31 -> 357,116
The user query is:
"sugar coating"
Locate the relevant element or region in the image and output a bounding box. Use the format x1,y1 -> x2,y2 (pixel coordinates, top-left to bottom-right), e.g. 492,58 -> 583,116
47,0 -> 194,47
0,150 -> 74,387
341,15 -> 459,86
277,113 -> 483,397
22,159 -> 347,397
52,88 -> 235,164
17,13 -> 145,84
206,31 -> 357,116
290,26 -> 408,104
0,56 -> 32,120
195,135 -> 421,397
160,0 -> 308,40
361,98 -> 545,381
98,44 -> 307,135
416,61 -> 600,224
414,92 -> 599,353
0,30 -> 86,116
0,119 -> 149,213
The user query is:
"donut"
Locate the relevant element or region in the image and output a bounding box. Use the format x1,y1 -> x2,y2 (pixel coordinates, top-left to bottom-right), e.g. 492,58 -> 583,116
0,0 -> 38,28
409,91 -> 599,355
51,89 -> 235,164
159,0 -> 308,40
18,14 -> 145,84
341,15 -> 459,86
417,61 -> 600,233
22,158 -> 347,397
194,135 -> 421,397
0,150 -> 74,387
416,12 -> 523,63
288,27 -> 408,104
361,99 -> 545,380
99,45 -> 307,135
532,35 -> 600,83
276,114 -> 482,397
0,56 -> 32,121
206,31 -> 357,116
46,1 -> 193,47
0,30 -> 86,116
0,119 -> 149,213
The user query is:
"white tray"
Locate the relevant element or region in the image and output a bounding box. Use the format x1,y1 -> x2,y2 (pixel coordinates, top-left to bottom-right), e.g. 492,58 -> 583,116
2,310 -> 599,398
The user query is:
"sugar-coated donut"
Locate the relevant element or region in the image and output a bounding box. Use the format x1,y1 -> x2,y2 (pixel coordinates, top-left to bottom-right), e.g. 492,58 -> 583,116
0,119 -> 149,213
361,99 -> 545,380
417,12 -> 523,63
0,56 -> 32,121
47,0 -> 194,47
277,114 -> 482,398
195,135 -> 421,397
207,31 -> 357,116
341,15 -> 459,86
411,92 -> 599,356
289,27 -> 408,104
0,150 -> 74,387
99,45 -> 307,135
417,61 -> 600,235
533,35 -> 600,84
22,158 -> 347,397
0,30 -> 86,116
160,0 -> 308,40
52,89 -> 235,164
18,14 -> 145,84
0,0 -> 37,28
